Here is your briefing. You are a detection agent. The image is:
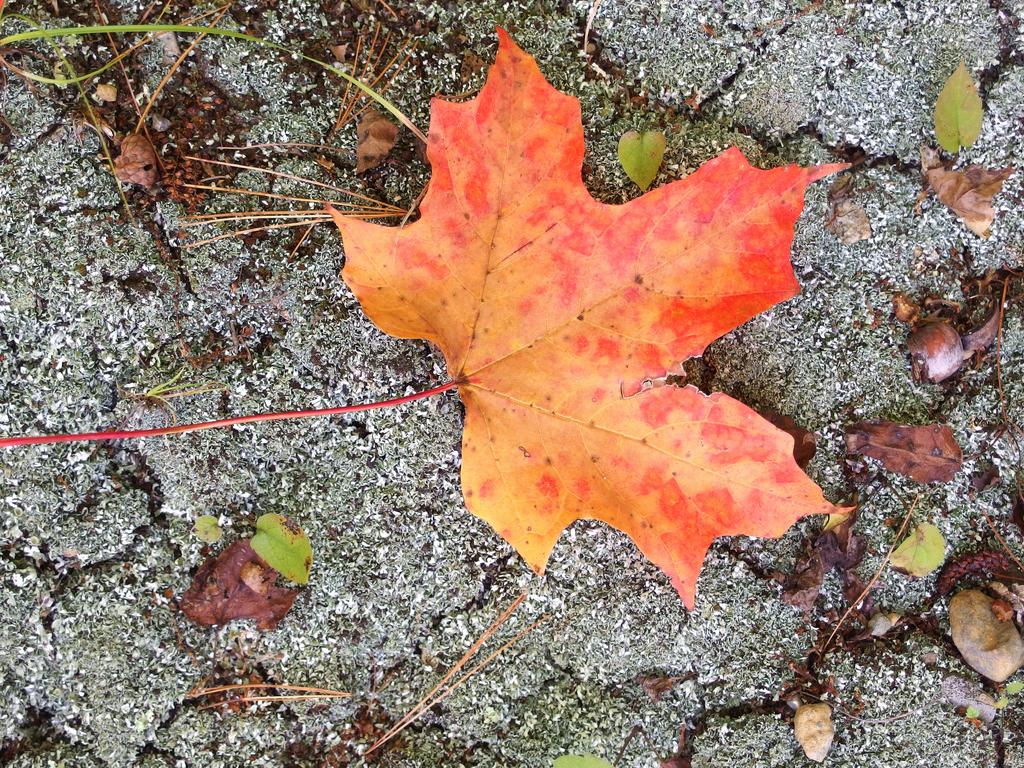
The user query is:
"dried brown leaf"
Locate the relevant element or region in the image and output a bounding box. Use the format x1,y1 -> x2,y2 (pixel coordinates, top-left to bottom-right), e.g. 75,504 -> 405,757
845,421 -> 963,483
825,198 -> 871,244
783,510 -> 865,613
355,108 -> 398,174
921,147 -> 1013,238
637,675 -> 679,701
114,133 -> 159,189
992,598 -> 1014,622
968,466 -> 1000,496
179,540 -> 299,630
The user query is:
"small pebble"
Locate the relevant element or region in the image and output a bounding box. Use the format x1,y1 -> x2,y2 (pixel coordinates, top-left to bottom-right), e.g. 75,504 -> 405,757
949,589 -> 1024,682
794,703 -> 834,762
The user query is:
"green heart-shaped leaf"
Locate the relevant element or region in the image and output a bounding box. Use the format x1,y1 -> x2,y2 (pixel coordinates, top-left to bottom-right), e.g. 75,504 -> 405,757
934,62 -> 983,154
890,522 -> 945,577
193,515 -> 222,543
617,129 -> 666,191
250,513 -> 313,584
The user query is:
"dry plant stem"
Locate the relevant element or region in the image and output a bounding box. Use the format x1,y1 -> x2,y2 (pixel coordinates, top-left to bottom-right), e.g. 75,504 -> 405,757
364,592 -> 528,756
182,155 -> 397,206
196,696 -> 344,712
59,47 -> 134,221
351,44 -> 413,123
401,181 -> 429,227
188,682 -> 351,698
995,277 -> 1012,426
331,27 -> 413,135
0,381 -> 457,449
436,614 -> 548,701
216,141 -> 349,153
0,24 -> 427,141
182,182 -> 404,212
182,208 -> 332,220
184,217 -> 333,247
288,222 -> 315,259
982,511 -> 1024,572
358,615 -> 545,752
823,492 -> 921,652
373,0 -> 399,19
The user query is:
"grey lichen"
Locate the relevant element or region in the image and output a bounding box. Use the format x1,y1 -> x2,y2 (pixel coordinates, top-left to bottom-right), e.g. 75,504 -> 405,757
1,0 -> 1023,765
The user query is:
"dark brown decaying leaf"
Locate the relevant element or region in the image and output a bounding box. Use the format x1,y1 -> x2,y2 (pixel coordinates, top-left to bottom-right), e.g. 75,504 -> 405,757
113,133 -> 159,189
907,321 -> 965,383
179,540 -> 299,630
637,674 -> 681,701
968,465 -> 1000,496
921,147 -> 1013,238
355,108 -> 398,174
1013,492 -> 1024,538
845,421 -> 963,483
759,409 -> 817,469
783,510 -> 866,613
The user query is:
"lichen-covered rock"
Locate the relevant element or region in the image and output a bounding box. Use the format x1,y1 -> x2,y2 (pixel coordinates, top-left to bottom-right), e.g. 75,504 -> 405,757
949,589 -> 1024,682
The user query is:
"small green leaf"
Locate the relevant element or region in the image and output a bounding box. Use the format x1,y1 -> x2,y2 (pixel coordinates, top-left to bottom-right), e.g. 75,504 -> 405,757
934,62 -> 983,153
1007,681 -> 1024,696
618,129 -> 666,191
995,696 -> 1009,709
553,756 -> 613,768
250,513 -> 313,584
890,523 -> 945,577
193,515 -> 222,543
965,705 -> 981,719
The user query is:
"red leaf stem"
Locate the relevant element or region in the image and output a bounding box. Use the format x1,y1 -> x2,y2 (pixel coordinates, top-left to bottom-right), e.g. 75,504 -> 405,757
0,381 -> 457,449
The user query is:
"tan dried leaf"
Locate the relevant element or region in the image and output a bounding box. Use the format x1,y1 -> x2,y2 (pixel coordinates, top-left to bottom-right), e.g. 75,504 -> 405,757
921,147 -> 1013,238
825,198 -> 872,244
94,83 -> 117,103
356,108 -> 398,174
113,133 -> 159,189
892,292 -> 922,325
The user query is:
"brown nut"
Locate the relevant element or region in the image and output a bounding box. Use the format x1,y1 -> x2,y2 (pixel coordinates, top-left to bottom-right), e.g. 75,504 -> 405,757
908,321 -> 965,383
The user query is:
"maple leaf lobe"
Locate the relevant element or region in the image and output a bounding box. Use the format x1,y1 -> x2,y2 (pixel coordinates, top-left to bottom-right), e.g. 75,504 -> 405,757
331,29 -> 844,607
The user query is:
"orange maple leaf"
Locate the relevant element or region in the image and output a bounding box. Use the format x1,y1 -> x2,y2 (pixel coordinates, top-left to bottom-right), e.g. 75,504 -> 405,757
330,29 -> 846,607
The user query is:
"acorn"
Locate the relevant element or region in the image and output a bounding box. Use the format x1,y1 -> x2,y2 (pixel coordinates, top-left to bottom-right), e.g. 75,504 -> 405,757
907,321 -> 965,383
